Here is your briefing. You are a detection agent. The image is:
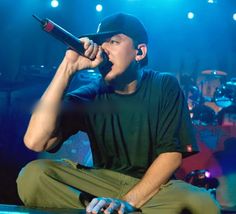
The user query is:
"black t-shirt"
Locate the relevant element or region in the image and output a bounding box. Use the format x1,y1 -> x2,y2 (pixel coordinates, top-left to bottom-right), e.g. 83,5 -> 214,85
54,69 -> 199,178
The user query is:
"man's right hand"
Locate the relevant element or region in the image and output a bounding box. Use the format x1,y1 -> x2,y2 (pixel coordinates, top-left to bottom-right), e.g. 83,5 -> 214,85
63,37 -> 104,75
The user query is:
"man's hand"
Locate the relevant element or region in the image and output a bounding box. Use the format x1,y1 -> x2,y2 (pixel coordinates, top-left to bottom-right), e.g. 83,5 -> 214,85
86,197 -> 139,214
64,37 -> 103,74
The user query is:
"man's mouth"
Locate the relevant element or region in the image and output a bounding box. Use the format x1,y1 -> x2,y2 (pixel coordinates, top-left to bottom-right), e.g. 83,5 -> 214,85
98,60 -> 113,77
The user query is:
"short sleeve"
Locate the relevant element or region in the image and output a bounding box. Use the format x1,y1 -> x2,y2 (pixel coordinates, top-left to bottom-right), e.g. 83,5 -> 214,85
155,74 -> 199,158
47,82 -> 101,153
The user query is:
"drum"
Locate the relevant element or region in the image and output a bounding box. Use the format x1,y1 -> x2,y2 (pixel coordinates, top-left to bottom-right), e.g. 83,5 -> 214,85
197,70 -> 225,101
187,85 -> 202,111
190,104 -> 216,126
217,105 -> 236,126
214,81 -> 236,108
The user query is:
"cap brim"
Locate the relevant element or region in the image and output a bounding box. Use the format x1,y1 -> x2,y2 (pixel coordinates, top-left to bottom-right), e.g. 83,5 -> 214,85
80,31 -> 120,44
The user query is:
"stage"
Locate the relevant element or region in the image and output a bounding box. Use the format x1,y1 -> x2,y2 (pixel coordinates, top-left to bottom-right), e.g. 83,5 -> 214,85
0,204 -> 236,213
0,204 -> 85,214
1,0 -> 236,213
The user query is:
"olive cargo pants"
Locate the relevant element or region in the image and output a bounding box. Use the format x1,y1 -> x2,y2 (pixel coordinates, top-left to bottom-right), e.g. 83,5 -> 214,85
17,159 -> 220,214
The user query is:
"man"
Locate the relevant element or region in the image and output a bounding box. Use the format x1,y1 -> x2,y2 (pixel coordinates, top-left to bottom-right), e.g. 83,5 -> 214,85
17,13 -> 220,213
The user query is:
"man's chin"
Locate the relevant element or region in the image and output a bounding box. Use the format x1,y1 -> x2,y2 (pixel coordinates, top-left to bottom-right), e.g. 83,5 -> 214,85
103,71 -> 116,83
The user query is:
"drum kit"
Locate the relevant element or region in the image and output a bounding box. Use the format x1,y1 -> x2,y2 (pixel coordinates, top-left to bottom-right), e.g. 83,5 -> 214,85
181,70 -> 236,126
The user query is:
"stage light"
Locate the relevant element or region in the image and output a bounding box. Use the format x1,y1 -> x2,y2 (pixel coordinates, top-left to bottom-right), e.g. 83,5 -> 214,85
233,13 -> 236,21
187,12 -> 194,19
96,4 -> 103,12
184,169 -> 219,191
208,0 -> 217,3
51,0 -> 59,8
205,171 -> 211,178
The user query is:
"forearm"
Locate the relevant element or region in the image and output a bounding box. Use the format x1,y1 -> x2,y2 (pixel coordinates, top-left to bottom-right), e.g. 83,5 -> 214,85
122,152 -> 182,208
24,59 -> 75,152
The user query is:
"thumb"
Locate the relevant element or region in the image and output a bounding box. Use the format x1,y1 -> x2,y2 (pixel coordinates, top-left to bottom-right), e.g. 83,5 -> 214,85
91,46 -> 105,67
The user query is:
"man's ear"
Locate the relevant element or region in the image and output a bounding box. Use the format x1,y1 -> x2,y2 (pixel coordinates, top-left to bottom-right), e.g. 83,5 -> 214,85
135,43 -> 147,61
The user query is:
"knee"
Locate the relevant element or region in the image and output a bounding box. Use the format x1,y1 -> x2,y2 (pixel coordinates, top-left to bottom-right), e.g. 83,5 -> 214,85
182,188 -> 220,214
16,159 -> 55,205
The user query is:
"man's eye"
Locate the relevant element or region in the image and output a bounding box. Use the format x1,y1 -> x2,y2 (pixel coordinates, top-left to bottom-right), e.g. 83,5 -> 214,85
110,40 -> 119,44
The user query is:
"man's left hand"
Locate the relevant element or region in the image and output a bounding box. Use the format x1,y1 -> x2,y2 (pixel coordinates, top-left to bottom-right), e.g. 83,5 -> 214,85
86,197 -> 138,214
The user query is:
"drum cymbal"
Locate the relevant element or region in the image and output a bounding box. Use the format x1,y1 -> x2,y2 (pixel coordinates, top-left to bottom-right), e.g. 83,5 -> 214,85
201,70 -> 227,77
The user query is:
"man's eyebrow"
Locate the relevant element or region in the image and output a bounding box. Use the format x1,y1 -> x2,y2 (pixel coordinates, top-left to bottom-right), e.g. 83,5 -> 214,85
105,34 -> 123,42
110,34 -> 123,40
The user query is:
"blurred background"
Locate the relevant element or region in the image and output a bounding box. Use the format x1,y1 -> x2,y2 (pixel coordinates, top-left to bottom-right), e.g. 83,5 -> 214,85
0,0 -> 236,210
1,0 -> 236,80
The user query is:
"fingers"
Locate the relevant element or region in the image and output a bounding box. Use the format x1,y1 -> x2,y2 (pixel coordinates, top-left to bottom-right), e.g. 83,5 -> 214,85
118,204 -> 125,214
86,197 -> 132,214
91,46 -> 104,68
103,200 -> 121,214
80,37 -> 99,60
86,198 -> 109,213
86,198 -> 99,213
84,40 -> 98,60
86,198 -> 123,214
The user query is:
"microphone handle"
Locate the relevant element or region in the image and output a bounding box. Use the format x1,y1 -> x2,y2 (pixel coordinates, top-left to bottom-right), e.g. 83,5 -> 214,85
33,15 -> 112,75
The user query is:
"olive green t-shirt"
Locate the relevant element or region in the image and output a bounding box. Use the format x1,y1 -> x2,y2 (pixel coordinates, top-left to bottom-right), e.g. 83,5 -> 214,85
57,70 -> 198,178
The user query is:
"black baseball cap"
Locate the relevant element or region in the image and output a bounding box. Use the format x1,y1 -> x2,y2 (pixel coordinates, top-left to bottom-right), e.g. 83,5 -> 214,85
81,13 -> 148,45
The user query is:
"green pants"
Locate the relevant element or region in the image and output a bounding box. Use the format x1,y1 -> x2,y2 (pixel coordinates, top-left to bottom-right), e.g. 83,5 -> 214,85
16,159 -> 220,214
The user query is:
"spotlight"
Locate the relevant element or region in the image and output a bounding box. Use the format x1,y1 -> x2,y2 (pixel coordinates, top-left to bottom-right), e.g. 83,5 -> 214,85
96,4 -> 103,12
205,170 -> 211,178
51,0 -> 59,8
208,0 -> 217,3
187,12 -> 194,20
233,13 -> 236,21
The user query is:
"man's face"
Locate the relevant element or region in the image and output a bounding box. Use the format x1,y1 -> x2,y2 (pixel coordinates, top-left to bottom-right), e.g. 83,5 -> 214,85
101,34 -> 137,83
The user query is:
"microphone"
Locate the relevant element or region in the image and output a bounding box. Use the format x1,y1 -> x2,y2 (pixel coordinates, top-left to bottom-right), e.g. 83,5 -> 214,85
32,15 -> 112,75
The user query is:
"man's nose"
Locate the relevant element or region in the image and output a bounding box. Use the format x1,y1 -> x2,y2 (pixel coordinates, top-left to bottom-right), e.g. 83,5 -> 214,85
101,42 -> 110,55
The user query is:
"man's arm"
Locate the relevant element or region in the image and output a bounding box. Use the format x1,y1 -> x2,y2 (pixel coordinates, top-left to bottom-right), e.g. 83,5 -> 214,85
23,59 -> 74,152
86,152 -> 182,213
24,39 -> 103,152
122,152 -> 182,208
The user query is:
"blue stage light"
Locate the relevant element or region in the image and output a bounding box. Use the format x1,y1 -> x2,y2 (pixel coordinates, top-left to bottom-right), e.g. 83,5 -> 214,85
51,0 -> 59,8
96,4 -> 103,12
187,12 -> 194,19
233,13 -> 236,21
208,0 -> 217,3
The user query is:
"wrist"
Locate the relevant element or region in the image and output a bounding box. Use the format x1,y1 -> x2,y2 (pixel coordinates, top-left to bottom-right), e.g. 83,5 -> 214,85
60,58 -> 78,77
123,201 -> 142,213
122,196 -> 140,209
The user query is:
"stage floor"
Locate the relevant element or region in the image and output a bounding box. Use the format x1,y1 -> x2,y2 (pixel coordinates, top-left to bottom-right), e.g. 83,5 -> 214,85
0,204 -> 86,213
1,204 -> 236,214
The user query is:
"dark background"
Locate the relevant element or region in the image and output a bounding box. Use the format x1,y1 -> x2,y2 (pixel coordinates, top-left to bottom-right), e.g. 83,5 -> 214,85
0,0 -> 236,205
